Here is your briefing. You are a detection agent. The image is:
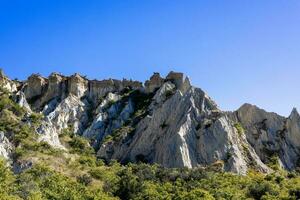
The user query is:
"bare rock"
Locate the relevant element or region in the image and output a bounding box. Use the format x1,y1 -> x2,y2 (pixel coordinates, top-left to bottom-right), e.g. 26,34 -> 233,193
0,131 -> 13,161
145,72 -> 164,93
166,71 -> 191,93
24,74 -> 47,100
68,73 -> 88,98
0,69 -> 17,92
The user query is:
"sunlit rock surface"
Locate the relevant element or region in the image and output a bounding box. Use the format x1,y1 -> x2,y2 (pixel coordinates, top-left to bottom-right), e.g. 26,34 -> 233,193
1,69 -> 300,174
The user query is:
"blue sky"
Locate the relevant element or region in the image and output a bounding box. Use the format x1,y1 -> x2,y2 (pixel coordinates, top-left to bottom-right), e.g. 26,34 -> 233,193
1,0 -> 300,116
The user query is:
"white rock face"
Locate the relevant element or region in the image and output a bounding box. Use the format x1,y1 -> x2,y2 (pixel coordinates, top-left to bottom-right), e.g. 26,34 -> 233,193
98,87 -> 269,174
283,108 -> 300,169
68,73 -> 88,98
150,82 -> 176,106
0,70 -> 17,93
3,70 -> 300,174
24,74 -> 47,100
0,132 -> 13,160
36,94 -> 90,149
83,92 -> 134,146
14,91 -> 32,113
232,104 -> 300,170
286,108 -> 300,147
46,95 -> 89,133
37,119 -> 65,149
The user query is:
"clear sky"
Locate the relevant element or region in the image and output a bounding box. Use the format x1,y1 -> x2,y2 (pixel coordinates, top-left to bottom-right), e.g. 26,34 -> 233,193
1,0 -> 300,116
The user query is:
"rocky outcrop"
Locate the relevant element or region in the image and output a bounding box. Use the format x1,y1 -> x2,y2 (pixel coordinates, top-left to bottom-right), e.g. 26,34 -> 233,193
0,131 -> 13,161
1,69 -> 300,174
68,73 -> 88,98
145,72 -> 164,93
166,71 -> 191,93
37,119 -> 65,149
23,74 -> 47,100
230,104 -> 300,170
0,69 -> 17,92
286,108 -> 300,148
97,86 -> 269,174
13,91 -> 32,113
83,92 -> 135,147
36,94 -> 90,149
88,79 -> 142,103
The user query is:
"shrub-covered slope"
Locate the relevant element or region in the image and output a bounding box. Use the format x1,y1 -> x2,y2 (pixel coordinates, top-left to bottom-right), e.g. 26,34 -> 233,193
1,70 -> 300,199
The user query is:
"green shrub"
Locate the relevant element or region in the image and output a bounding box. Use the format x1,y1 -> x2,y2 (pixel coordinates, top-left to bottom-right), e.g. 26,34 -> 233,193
103,126 -> 135,144
77,174 -> 93,186
178,188 -> 214,200
289,187 -> 300,199
78,155 -> 97,167
0,92 -> 25,117
234,123 -> 244,136
0,158 -> 17,196
60,126 -> 75,138
247,181 -> 279,200
29,113 -> 44,126
267,156 -> 280,170
102,135 -> 113,144
89,168 -> 104,180
68,136 -> 94,155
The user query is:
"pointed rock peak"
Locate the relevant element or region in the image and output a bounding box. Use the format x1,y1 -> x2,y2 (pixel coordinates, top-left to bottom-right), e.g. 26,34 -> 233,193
72,72 -> 85,78
49,72 -> 64,82
0,69 -> 9,80
165,71 -> 191,93
0,69 -> 5,78
49,72 -> 63,78
28,73 -> 46,81
150,72 -> 162,79
70,73 -> 87,82
237,103 -> 270,115
145,72 -> 164,93
289,107 -> 300,120
146,73 -> 163,85
166,71 -> 185,80
238,103 -> 256,110
0,69 -> 17,92
236,103 -> 267,116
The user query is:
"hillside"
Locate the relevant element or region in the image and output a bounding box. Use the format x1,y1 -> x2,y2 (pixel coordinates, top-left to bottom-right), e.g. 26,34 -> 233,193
1,70 -> 300,199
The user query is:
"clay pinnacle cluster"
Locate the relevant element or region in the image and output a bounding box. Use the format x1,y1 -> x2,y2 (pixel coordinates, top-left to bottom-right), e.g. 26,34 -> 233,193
0,70 -> 300,175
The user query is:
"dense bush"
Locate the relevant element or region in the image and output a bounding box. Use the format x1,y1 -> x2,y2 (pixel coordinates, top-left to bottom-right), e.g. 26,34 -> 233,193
247,181 -> 279,199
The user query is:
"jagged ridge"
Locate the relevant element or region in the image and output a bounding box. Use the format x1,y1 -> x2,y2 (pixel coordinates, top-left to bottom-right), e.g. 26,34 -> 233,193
0,69 -> 300,175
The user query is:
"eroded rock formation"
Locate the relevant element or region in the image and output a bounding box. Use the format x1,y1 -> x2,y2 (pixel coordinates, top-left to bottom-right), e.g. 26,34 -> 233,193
0,70 -> 299,174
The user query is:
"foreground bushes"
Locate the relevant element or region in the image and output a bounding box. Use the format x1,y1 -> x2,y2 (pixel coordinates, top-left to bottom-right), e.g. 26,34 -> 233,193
4,157 -> 300,200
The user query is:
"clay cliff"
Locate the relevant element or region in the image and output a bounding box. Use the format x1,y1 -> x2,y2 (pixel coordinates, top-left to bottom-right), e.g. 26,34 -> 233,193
1,70 -> 299,175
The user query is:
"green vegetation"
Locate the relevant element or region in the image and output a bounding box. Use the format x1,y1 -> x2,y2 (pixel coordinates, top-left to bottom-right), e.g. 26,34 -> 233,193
3,155 -> 300,200
28,113 -> 44,126
102,90 -> 153,145
0,89 -> 61,161
125,90 -> 154,121
266,155 -> 281,171
102,126 -> 135,144
0,88 -> 25,117
234,122 -> 245,136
